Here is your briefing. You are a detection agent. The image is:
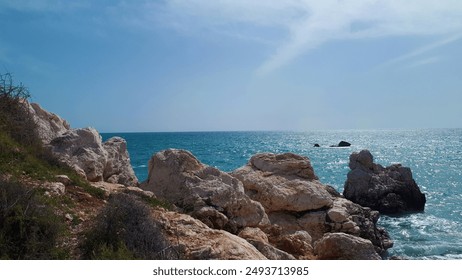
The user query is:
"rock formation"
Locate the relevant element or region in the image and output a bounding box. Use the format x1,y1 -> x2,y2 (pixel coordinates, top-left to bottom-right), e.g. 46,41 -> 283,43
103,137 -> 138,186
232,152 -> 392,256
27,102 -> 70,143
152,209 -> 267,260
143,149 -> 393,259
343,150 -> 426,214
49,128 -> 108,182
142,149 -> 269,232
27,101 -> 138,186
314,232 -> 381,260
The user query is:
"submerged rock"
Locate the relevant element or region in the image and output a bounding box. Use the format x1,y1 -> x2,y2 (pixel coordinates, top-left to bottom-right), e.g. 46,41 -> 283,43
343,150 -> 426,214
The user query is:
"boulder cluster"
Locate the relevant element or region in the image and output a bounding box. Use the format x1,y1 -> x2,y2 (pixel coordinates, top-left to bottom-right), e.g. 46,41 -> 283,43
143,149 -> 393,259
27,102 -> 427,260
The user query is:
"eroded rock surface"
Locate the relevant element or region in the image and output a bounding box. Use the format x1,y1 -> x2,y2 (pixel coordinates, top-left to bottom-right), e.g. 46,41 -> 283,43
153,210 -> 267,260
142,149 -> 269,231
343,150 -> 426,214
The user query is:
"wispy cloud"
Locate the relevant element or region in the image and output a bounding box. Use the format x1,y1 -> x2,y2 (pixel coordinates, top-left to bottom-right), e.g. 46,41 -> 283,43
406,56 -> 442,69
382,33 -> 462,68
6,0 -> 461,74
143,0 -> 462,75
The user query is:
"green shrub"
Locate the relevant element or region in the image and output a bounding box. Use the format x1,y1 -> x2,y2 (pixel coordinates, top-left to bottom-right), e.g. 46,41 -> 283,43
82,193 -> 178,260
0,179 -> 67,259
0,73 -> 41,148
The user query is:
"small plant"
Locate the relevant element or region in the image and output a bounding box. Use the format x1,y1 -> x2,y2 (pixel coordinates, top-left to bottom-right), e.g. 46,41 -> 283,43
0,179 -> 67,259
82,193 -> 178,260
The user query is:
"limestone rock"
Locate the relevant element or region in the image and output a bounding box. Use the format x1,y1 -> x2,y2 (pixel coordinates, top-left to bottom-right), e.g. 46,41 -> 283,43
232,153 -> 333,212
55,175 -> 71,186
44,182 -> 66,195
27,102 -> 70,144
103,137 -> 138,186
314,232 -> 381,260
142,149 -> 269,231
343,150 -> 426,214
153,210 -> 267,260
238,227 -> 296,260
48,128 -> 107,182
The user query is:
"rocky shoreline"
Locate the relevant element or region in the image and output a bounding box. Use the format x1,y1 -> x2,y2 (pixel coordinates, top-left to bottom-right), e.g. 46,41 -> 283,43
25,102 -> 426,260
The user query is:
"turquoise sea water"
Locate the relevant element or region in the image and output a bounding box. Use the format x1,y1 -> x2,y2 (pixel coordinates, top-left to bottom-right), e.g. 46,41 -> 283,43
102,129 -> 462,260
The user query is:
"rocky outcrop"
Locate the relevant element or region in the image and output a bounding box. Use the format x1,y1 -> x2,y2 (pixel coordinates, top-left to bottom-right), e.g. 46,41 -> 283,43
27,102 -> 70,143
343,150 -> 426,214
103,137 -> 138,186
232,153 -> 332,212
314,233 -> 381,260
26,102 -> 138,187
152,209 -> 267,260
47,129 -> 138,186
231,152 -> 392,257
142,149 -> 269,232
49,128 -> 107,182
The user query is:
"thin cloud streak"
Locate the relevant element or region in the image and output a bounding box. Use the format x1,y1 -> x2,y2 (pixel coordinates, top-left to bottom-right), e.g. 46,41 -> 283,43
383,33 -> 462,67
149,0 -> 462,75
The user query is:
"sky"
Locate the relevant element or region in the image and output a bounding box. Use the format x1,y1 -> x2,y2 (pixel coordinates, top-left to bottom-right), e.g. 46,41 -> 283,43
1,0 -> 462,132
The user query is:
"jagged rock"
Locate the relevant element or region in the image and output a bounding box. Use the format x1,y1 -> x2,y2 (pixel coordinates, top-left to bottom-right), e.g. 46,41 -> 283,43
103,137 -> 138,186
142,149 -> 269,231
27,102 -> 70,144
153,210 -> 267,260
47,128 -> 138,186
343,150 -> 426,214
314,232 -> 381,260
231,153 -> 333,212
48,128 -> 108,182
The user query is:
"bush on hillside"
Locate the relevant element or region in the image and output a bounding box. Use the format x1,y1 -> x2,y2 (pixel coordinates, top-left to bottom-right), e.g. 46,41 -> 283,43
0,179 -> 67,259
82,193 -> 179,260
0,73 -> 41,148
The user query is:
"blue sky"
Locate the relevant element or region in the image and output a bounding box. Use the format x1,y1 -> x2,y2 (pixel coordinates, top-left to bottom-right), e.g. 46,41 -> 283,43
1,0 -> 462,132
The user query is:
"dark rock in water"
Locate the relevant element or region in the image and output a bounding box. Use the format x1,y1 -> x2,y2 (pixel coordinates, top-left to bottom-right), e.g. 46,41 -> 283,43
343,150 -> 426,215
329,141 -> 351,147
338,141 -> 351,147
314,143 -> 320,147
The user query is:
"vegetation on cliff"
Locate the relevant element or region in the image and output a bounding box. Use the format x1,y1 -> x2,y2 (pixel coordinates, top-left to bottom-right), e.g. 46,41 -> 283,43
0,74 -> 171,259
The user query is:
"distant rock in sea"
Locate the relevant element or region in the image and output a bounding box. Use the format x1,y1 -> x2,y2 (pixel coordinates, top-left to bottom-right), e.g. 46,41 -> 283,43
330,141 -> 351,147
343,150 -> 426,214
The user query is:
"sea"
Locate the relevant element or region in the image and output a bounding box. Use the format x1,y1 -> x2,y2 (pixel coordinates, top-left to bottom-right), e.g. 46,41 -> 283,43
102,129 -> 462,260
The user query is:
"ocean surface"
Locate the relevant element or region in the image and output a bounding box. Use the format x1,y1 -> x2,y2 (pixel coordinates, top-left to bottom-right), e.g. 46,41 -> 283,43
102,129 -> 462,260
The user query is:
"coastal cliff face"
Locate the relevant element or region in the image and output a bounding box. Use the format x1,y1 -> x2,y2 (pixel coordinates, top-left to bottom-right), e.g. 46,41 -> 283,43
14,102 -> 399,260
